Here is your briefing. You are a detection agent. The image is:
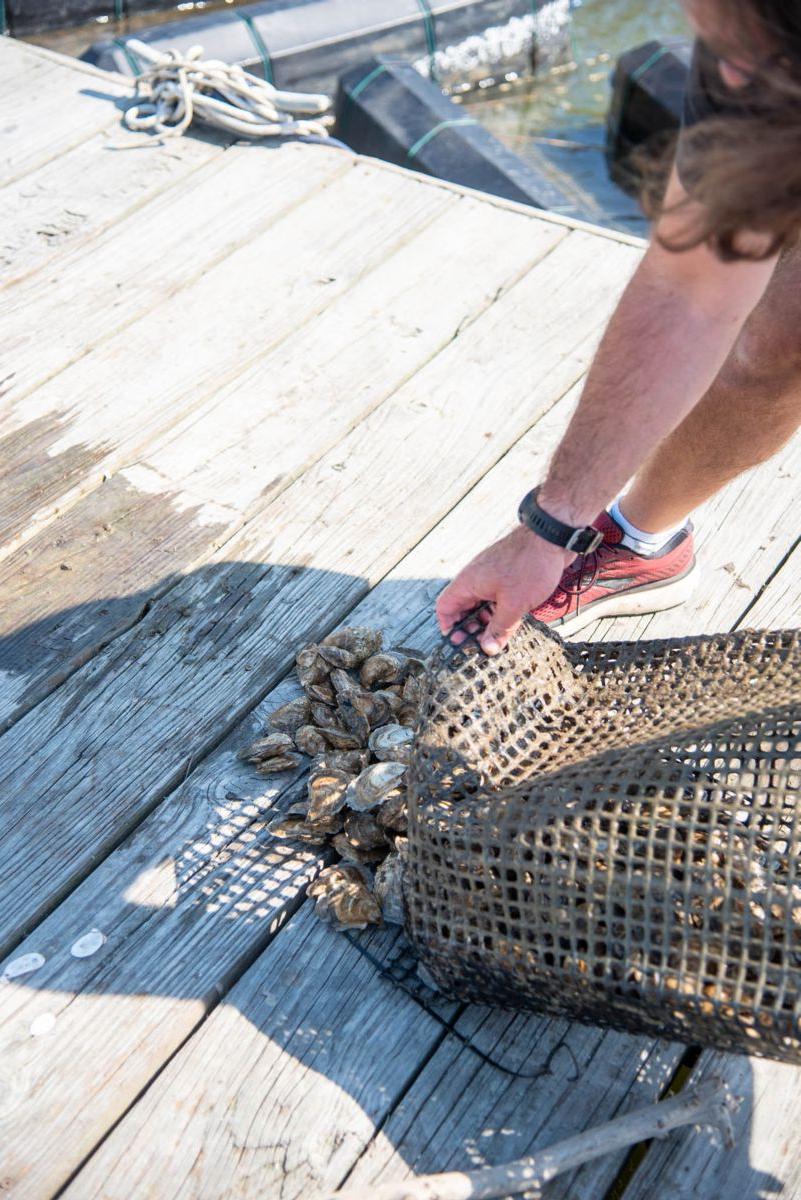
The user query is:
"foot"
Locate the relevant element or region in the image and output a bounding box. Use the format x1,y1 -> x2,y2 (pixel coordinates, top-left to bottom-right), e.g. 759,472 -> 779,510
531,511 -> 697,637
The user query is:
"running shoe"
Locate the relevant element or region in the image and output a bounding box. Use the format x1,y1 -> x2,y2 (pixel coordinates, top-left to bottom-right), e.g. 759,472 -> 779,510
532,511 -> 697,637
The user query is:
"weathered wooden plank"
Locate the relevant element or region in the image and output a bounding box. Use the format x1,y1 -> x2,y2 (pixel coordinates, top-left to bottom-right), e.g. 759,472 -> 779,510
622,1056 -> 801,1198
0,121 -> 225,288
0,197 -> 565,730
0,140 -> 349,412
0,158 -> 443,558
0,41 -> 132,186
0,229 -> 636,956
735,541 -> 800,629
58,907 -> 456,1200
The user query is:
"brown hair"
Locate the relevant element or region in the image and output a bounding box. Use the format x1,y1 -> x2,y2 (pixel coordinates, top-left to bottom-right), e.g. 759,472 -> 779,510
656,0 -> 801,261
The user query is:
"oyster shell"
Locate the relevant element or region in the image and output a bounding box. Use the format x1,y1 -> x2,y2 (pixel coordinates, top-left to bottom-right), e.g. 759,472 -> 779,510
360,652 -> 408,689
370,689 -> 404,715
255,752 -> 303,775
349,761 -> 407,812
374,851 -> 406,925
269,696 -> 312,734
344,810 -> 387,851
351,690 -> 393,729
320,626 -> 383,669
338,699 -> 371,745
320,726 -> 363,751
294,724 -> 328,757
329,668 -> 361,699
397,703 -> 419,728
376,787 -> 408,833
315,749 -> 369,775
306,680 -> 337,705
402,675 -> 423,705
308,863 -> 382,929
296,645 -> 328,689
239,731 -> 295,762
331,832 -> 387,865
267,812 -> 328,843
368,723 -> 414,764
310,701 -> 340,730
307,768 -> 351,824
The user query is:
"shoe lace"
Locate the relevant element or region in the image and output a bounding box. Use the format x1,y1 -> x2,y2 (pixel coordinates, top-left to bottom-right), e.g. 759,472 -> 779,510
558,539 -> 615,621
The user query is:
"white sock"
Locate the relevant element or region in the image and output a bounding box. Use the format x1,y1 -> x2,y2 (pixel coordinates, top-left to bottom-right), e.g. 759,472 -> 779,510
609,498 -> 688,557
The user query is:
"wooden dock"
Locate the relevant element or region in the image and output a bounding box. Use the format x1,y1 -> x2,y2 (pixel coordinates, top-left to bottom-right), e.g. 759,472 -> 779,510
1,35 -> 799,1200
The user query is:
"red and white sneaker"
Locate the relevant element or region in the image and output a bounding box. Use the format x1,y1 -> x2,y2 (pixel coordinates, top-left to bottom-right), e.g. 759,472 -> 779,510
532,511 -> 697,637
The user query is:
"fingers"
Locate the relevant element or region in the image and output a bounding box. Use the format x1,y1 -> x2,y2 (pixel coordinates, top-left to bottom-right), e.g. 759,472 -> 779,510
435,578 -> 482,636
479,595 -> 526,656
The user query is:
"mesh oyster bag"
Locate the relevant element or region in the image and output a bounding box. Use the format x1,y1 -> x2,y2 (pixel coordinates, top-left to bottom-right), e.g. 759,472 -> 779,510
405,621 -> 801,1062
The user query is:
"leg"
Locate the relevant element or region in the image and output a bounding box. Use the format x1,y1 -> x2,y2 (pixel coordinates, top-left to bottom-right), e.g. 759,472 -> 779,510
622,246 -> 801,532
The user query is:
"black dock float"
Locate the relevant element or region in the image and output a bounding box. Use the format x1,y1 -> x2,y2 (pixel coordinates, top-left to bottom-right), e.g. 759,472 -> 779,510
336,56 -> 577,214
605,38 -> 691,193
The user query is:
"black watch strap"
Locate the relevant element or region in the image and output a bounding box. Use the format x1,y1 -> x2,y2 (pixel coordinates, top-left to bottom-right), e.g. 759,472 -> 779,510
518,487 -> 604,554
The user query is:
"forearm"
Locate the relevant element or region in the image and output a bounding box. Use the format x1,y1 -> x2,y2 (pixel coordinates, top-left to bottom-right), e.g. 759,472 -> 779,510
540,248 -> 771,526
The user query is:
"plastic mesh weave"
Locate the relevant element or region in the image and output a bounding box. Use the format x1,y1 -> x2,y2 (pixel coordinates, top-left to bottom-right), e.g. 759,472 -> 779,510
405,621 -> 801,1062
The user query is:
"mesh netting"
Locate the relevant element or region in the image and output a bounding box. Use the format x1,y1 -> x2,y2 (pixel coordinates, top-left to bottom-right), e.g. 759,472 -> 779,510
405,620 -> 801,1062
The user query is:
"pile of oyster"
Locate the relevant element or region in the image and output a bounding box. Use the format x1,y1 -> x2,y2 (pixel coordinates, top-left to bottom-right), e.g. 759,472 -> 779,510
241,626 -> 429,932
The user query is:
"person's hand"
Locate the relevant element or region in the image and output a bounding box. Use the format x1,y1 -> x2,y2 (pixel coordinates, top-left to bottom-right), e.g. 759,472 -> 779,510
436,525 -> 571,656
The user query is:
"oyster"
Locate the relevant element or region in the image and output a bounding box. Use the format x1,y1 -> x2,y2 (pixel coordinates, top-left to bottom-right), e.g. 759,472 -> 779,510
255,753 -> 302,775
239,731 -> 295,762
329,668 -> 361,699
397,703 -> 419,728
376,788 -> 408,833
320,726 -> 363,751
315,749 -> 369,775
295,645 -> 328,689
360,651 -> 408,689
319,626 -> 383,669
306,680 -> 336,705
310,701 -> 340,730
351,690 -> 394,728
308,863 -> 382,929
402,675 -> 423,705
344,810 -> 387,851
349,761 -> 407,812
294,724 -> 328,757
269,696 -> 312,733
267,812 -> 328,844
374,851 -> 406,925
307,768 -> 351,824
338,699 -> 371,745
331,832 -> 387,865
368,723 -> 414,764
370,688 -> 404,715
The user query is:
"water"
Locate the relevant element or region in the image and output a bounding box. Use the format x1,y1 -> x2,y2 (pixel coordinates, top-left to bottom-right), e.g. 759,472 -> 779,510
460,0 -> 691,235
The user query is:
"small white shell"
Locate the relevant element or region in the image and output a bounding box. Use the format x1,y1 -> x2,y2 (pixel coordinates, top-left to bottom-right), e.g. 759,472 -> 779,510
2,952 -> 46,980
70,929 -> 107,959
30,1012 -> 56,1037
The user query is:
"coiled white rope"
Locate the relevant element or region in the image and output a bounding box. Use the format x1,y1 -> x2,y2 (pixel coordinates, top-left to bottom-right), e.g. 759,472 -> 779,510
122,39 -> 333,139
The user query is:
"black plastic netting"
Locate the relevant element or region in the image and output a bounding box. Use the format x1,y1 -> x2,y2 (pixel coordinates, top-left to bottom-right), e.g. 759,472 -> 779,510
405,620 -> 801,1062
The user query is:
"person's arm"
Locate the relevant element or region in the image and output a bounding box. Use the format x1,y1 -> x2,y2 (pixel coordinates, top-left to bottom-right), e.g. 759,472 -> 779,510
436,168 -> 778,654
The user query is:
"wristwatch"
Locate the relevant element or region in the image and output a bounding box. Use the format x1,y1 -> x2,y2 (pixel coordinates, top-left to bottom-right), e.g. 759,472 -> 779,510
518,486 -> 603,554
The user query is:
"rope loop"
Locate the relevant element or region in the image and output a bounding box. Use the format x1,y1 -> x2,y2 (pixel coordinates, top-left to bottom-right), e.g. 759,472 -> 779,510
121,39 -> 333,140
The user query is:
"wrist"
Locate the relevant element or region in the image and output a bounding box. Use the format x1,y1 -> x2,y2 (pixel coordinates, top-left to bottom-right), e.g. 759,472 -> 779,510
517,487 -> 603,555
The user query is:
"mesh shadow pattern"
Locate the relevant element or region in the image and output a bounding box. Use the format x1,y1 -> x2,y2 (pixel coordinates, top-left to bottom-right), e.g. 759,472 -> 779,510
405,620 -> 801,1062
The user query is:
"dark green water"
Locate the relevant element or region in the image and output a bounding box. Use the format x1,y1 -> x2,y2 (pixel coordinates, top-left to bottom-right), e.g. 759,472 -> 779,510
463,0 -> 692,234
